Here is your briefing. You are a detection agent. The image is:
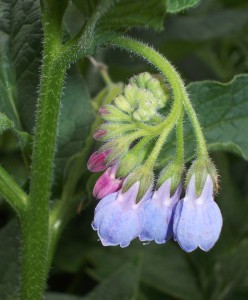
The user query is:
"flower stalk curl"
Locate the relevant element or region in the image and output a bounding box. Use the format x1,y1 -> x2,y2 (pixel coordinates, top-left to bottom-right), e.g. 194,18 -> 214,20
89,35 -> 222,251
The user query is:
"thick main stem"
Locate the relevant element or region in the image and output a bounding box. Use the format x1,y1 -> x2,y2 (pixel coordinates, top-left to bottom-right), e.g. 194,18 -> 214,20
20,45 -> 66,299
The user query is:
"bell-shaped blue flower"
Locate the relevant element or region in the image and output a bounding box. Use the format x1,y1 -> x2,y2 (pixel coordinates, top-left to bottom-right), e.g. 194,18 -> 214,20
139,179 -> 182,244
173,175 -> 223,252
92,182 -> 145,248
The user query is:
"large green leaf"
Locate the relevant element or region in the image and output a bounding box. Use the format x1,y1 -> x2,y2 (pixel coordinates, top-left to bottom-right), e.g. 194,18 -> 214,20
99,0 -> 167,31
211,239 -> 248,300
164,9 -> 248,41
0,0 -> 41,133
87,243 -> 202,300
0,220 -> 20,300
83,261 -> 141,300
158,74 -> 248,167
54,70 -> 94,184
167,0 -> 200,13
0,112 -> 14,133
72,0 -> 167,31
46,293 -> 81,300
48,262 -> 141,300
0,111 -> 32,153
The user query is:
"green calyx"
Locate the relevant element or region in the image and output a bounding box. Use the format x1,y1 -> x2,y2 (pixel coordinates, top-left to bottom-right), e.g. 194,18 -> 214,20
122,165 -> 154,202
100,135 -> 135,165
185,158 -> 218,196
117,138 -> 153,178
157,162 -> 184,195
96,123 -> 136,142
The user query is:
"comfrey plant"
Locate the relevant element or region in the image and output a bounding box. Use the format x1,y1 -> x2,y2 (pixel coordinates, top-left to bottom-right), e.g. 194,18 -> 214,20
0,0 -> 234,299
88,69 -> 223,251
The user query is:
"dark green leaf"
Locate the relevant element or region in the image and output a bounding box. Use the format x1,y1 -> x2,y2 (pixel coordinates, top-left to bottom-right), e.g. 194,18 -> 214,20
0,54 -> 20,129
158,74 -> 248,167
100,0 -> 167,31
46,293 -> 82,300
0,111 -> 32,155
167,0 -> 200,13
211,239 -> 248,300
0,112 -> 14,133
0,220 -> 20,300
214,153 -> 248,238
87,243 -> 202,300
164,9 -> 248,41
55,70 -> 94,182
72,0 -> 167,31
83,261 -> 141,300
0,0 -> 42,133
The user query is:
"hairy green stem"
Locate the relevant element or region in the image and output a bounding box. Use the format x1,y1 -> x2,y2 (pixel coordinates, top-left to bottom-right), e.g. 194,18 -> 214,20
106,36 -> 184,167
183,97 -> 208,159
19,40 -> 66,299
175,111 -> 184,165
0,165 -> 27,216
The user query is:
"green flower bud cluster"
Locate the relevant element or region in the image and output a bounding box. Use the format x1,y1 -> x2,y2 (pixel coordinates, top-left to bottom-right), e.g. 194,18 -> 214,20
101,72 -> 170,124
93,72 -> 170,177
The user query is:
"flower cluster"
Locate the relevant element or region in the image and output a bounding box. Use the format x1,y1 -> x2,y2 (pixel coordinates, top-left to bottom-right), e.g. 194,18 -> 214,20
87,72 -> 223,252
90,165 -> 222,251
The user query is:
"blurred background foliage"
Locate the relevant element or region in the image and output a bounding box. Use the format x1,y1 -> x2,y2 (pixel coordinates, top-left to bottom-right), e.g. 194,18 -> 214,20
1,0 -> 248,299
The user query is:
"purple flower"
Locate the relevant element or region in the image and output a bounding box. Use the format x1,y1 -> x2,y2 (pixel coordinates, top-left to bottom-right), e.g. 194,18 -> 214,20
173,175 -> 223,252
139,179 -> 182,244
92,182 -> 144,247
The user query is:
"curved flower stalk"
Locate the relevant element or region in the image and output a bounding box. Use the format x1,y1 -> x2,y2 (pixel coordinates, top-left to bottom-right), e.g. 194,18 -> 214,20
87,38 -> 223,251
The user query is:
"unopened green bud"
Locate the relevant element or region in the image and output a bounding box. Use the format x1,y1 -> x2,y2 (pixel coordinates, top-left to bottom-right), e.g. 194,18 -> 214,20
100,138 -> 130,165
186,158 -> 218,196
146,77 -> 169,108
114,95 -> 133,113
101,105 -> 131,122
133,108 -> 157,122
124,84 -> 139,107
123,165 -> 154,202
117,139 -> 152,177
157,162 -> 184,194
96,123 -> 135,142
130,72 -> 153,88
132,88 -> 161,121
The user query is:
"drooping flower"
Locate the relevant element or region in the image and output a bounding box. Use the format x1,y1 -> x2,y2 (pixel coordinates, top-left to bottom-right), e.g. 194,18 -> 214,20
93,164 -> 123,199
173,175 -> 223,252
92,182 -> 145,247
139,179 -> 182,244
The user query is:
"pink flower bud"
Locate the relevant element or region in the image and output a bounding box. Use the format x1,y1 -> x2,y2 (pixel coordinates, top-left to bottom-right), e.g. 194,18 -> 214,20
99,106 -> 109,116
87,149 -> 111,172
93,165 -> 123,199
93,129 -> 107,140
